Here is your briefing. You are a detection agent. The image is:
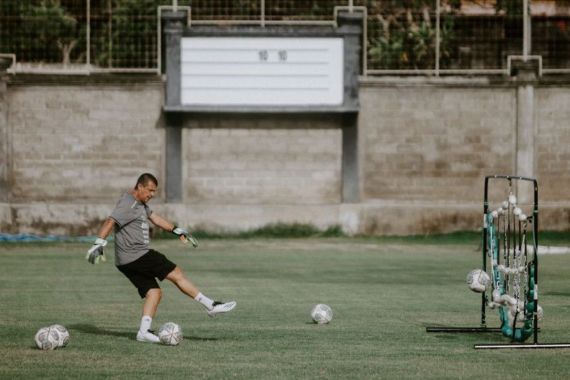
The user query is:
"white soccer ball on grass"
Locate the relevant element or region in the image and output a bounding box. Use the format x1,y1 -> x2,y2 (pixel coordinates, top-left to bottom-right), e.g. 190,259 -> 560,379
34,326 -> 61,350
466,269 -> 490,293
50,324 -> 70,347
158,322 -> 183,346
310,304 -> 333,324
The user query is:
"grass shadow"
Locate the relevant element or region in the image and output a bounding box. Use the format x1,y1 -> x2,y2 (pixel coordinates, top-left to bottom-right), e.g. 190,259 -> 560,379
184,336 -> 219,342
69,324 -> 135,340
68,324 -> 219,342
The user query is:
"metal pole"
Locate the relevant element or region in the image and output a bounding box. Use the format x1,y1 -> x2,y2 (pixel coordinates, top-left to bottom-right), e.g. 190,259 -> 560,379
86,0 -> 91,66
261,0 -> 265,27
533,179 -> 539,344
348,0 -> 354,13
523,0 -> 530,59
435,0 -> 440,76
482,176 -> 489,326
173,0 -> 178,12
108,0 -> 112,68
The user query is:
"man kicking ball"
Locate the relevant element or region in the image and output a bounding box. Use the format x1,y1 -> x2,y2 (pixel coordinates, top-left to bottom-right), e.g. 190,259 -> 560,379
86,173 -> 236,343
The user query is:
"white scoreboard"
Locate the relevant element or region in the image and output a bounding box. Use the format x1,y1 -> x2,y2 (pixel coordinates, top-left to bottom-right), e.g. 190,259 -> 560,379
180,37 -> 344,107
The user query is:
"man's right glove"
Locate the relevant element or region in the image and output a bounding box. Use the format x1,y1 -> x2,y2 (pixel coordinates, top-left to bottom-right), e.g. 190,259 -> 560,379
86,238 -> 108,264
172,226 -> 198,248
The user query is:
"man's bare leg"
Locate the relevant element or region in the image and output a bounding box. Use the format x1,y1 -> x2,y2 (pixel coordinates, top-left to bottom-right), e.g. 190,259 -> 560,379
165,266 -> 236,316
137,288 -> 162,343
165,267 -> 200,298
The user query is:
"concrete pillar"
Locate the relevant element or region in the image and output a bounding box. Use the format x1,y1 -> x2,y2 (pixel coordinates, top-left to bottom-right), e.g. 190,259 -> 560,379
342,114 -> 359,202
510,58 -> 540,203
162,10 -> 187,202
337,10 -> 363,203
0,57 -> 11,202
517,85 -> 534,176
165,115 -> 183,202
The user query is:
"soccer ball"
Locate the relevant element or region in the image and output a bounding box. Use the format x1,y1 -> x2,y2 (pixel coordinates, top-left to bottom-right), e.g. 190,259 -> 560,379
310,304 -> 333,324
50,324 -> 70,347
158,322 -> 183,346
466,269 -> 490,293
34,326 -> 61,350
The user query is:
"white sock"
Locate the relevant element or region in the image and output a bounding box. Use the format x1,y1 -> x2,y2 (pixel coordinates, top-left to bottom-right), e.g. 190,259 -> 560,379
194,292 -> 214,310
140,315 -> 152,333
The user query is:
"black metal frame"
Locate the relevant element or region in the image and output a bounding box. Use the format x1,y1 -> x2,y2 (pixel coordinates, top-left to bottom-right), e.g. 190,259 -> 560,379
427,175 -> 570,349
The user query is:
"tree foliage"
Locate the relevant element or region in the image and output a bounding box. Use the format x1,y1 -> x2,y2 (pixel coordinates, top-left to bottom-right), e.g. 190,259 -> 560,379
25,0 -> 80,65
367,0 -> 459,70
1,0 -> 567,70
1,0 -> 83,64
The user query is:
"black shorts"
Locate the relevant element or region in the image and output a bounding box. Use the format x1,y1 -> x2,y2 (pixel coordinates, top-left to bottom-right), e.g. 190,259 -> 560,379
116,249 -> 177,298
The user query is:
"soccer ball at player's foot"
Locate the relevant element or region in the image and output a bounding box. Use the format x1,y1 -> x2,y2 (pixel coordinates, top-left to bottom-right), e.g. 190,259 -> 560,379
158,322 -> 183,346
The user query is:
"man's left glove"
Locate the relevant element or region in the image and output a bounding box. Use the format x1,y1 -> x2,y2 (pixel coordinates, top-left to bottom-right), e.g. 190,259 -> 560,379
86,238 -> 108,264
172,226 -> 198,248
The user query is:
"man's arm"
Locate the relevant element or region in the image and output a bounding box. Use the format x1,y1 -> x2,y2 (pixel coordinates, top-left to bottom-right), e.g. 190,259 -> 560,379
86,218 -> 116,264
97,218 -> 116,239
149,213 -> 198,247
148,213 -> 175,233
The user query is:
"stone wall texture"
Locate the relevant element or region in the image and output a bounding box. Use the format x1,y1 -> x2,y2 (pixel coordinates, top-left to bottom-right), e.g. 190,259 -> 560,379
1,75 -> 569,235
536,87 -> 570,201
7,83 -> 164,202
359,84 -> 515,203
182,122 -> 342,205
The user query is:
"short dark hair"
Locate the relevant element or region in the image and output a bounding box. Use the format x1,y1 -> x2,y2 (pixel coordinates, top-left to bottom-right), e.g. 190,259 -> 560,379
135,173 -> 158,189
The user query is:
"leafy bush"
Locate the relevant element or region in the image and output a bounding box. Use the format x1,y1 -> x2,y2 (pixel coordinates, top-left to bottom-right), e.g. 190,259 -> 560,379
368,1 -> 457,70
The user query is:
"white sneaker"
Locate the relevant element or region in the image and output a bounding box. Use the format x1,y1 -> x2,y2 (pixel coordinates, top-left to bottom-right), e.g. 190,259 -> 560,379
136,329 -> 160,343
207,301 -> 237,317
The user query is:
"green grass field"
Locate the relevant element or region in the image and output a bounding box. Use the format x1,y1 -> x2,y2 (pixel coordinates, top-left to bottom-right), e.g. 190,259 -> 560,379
1,236 -> 570,379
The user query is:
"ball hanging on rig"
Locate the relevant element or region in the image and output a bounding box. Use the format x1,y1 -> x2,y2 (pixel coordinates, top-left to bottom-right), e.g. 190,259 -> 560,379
466,269 -> 490,293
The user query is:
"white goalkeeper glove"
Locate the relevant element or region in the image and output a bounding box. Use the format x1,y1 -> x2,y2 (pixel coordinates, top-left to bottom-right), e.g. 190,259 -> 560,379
86,238 -> 108,264
172,226 -> 198,248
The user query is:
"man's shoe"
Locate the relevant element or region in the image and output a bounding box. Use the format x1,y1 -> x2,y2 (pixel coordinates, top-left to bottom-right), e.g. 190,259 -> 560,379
136,329 -> 160,343
207,301 -> 237,317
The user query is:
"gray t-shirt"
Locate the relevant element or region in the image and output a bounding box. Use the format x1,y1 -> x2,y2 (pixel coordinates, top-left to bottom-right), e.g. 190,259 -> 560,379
110,192 -> 152,266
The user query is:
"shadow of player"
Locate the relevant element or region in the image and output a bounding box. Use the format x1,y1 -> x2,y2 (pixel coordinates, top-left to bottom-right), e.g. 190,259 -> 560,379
68,323 -> 219,342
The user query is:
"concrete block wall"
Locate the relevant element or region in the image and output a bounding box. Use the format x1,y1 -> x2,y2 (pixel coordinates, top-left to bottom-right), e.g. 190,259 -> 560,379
356,79 -> 570,234
357,80 -> 519,234
536,87 -> 570,201
0,74 -> 7,202
7,82 -> 165,203
534,87 -> 570,228
1,74 -> 570,235
182,124 -> 342,205
359,83 -> 516,203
